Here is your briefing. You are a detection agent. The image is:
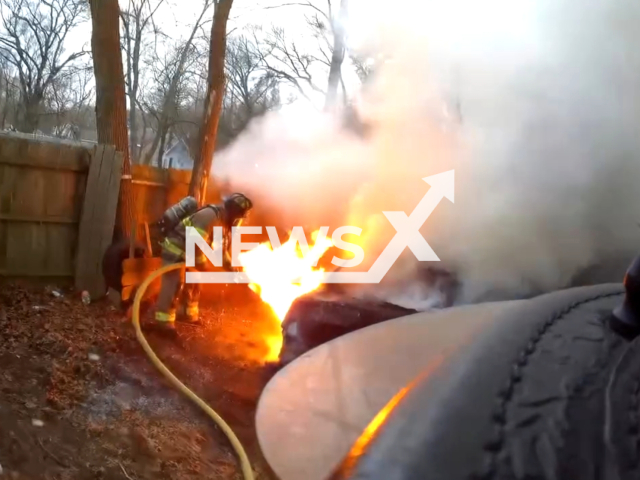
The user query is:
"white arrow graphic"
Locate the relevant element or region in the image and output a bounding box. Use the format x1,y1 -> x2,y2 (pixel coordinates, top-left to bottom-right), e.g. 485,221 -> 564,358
322,169 -> 454,283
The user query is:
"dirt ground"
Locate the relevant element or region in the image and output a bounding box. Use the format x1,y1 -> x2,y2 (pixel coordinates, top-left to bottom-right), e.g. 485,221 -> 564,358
0,279 -> 282,480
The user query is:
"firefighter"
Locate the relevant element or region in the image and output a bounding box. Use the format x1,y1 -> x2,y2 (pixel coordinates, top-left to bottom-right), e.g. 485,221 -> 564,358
152,193 -> 253,333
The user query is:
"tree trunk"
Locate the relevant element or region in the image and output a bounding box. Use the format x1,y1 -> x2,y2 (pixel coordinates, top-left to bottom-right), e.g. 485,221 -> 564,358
157,123 -> 169,167
324,0 -> 349,112
17,94 -> 42,133
188,0 -> 233,205
164,129 -> 175,167
129,99 -> 138,162
0,73 -> 5,130
142,121 -> 162,165
340,75 -> 348,106
139,108 -> 148,153
2,77 -> 8,130
89,0 -> 135,241
128,39 -> 141,163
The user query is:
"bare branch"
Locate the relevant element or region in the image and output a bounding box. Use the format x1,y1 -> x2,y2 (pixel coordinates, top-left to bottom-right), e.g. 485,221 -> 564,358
254,25 -> 325,98
120,0 -> 166,160
138,0 -> 212,165
263,1 -> 330,22
0,0 -> 88,132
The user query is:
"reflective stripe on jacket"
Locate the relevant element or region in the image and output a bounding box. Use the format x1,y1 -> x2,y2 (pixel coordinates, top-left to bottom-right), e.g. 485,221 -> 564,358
162,237 -> 184,256
182,217 -> 208,237
163,205 -> 224,267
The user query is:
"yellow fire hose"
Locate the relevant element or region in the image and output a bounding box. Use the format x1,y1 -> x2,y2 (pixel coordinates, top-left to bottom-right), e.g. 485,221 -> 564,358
131,262 -> 255,480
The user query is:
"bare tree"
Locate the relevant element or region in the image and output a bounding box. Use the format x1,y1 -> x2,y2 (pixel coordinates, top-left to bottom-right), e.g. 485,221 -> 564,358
0,56 -> 19,128
261,0 -> 349,110
120,0 -> 165,161
153,33 -> 281,160
323,0 -> 347,110
255,25 -> 324,102
45,66 -> 93,133
89,0 -> 135,241
167,44 -> 209,159
350,54 -> 373,83
142,40 -> 197,165
221,35 -> 279,142
189,0 -> 233,203
139,0 -> 212,166
0,0 -> 89,132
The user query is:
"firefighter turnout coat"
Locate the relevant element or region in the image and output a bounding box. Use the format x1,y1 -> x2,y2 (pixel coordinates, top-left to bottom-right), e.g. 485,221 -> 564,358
155,204 -> 226,324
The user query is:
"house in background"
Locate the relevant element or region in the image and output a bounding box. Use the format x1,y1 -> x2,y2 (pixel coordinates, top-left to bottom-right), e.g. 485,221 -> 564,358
137,137 -> 195,170
161,138 -> 194,170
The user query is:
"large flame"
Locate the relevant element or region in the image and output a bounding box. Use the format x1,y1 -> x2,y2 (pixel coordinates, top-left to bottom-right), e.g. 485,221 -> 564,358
239,230 -> 333,361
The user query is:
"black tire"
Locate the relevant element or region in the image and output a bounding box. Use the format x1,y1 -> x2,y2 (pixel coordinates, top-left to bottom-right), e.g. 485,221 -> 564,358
330,284 -> 634,480
102,239 -> 147,293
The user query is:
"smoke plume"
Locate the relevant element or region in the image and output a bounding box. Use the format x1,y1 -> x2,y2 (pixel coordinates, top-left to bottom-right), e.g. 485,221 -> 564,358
213,0 -> 640,308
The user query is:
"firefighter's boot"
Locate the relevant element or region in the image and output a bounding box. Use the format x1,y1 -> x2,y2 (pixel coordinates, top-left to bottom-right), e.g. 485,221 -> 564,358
151,310 -> 178,336
177,282 -> 203,326
176,303 -> 203,326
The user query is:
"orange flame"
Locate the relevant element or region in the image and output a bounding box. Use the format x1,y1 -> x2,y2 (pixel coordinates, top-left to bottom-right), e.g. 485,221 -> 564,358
239,230 -> 333,361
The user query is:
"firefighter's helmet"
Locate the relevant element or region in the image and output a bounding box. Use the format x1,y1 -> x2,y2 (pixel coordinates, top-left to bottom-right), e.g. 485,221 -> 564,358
223,193 -> 253,222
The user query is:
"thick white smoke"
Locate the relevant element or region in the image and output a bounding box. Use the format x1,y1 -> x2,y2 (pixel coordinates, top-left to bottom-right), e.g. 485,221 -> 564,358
214,0 -> 640,307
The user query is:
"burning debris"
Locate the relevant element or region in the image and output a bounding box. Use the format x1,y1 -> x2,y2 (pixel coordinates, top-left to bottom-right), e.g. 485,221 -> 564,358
278,292 -> 418,366
237,230 -> 457,366
271,264 -> 459,366
239,230 -> 335,361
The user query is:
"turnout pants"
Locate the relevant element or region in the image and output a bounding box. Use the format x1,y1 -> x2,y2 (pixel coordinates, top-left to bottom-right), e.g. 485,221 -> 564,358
155,257 -> 201,324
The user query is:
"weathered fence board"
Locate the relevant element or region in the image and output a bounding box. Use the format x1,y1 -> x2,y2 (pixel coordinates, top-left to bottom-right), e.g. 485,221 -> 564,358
75,145 -> 123,298
0,135 -> 90,277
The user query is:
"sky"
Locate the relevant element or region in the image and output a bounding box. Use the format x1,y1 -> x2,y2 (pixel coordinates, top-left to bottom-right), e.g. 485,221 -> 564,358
62,0 -> 374,110
61,0 -> 539,111
3,0 -> 541,108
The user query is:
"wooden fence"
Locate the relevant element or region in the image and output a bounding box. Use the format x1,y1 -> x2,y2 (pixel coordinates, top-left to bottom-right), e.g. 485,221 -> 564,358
127,164 -> 220,249
0,133 -> 217,287
0,133 -> 90,277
